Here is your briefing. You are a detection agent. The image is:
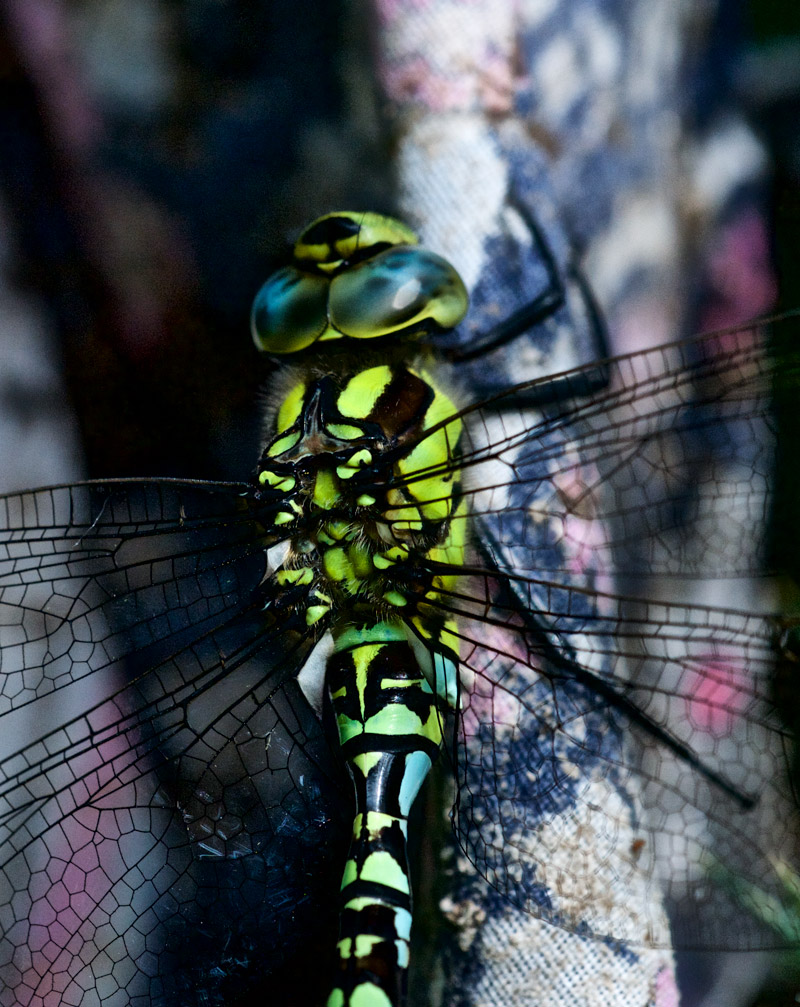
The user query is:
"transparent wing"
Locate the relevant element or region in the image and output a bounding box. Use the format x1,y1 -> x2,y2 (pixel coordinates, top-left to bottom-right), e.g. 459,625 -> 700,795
387,316 -> 799,951
2,317 -> 799,1005
0,480 -> 349,1005
442,575 -> 785,950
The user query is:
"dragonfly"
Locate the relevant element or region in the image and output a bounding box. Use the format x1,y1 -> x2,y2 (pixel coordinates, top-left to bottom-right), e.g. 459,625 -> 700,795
0,209 -> 798,1007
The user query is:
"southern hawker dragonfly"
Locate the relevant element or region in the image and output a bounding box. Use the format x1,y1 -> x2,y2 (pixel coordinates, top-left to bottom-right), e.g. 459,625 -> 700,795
0,211 -> 797,1006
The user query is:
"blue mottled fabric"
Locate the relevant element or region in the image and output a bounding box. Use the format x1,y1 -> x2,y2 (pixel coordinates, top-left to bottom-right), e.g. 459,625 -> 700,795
376,1 -> 771,1004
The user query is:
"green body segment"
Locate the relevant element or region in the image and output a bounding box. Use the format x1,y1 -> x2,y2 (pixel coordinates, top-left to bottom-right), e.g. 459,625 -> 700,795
253,212 -> 468,1006
326,626 -> 447,1007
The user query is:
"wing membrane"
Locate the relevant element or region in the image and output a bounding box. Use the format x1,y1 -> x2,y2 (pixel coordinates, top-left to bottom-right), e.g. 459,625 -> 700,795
0,480 -> 350,1004
425,568 -> 793,948
391,317 -> 798,950
390,318 -> 781,580
0,318 -> 798,1002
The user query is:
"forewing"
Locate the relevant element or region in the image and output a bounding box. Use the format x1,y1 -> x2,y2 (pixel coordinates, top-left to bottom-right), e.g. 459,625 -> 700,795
402,318 -> 799,950
0,480 -> 349,1004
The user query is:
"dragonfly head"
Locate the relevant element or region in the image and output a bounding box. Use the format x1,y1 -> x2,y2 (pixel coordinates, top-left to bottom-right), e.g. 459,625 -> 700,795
250,211 -> 469,354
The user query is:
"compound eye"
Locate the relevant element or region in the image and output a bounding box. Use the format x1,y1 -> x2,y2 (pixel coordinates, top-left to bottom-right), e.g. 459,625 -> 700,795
251,266 -> 329,354
328,246 -> 468,339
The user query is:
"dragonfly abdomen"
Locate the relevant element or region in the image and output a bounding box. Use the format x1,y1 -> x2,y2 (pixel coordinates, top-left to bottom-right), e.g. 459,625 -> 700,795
326,626 -> 445,1006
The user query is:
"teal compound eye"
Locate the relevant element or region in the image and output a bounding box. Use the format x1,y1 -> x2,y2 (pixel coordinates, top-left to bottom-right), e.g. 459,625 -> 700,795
250,211 -> 468,355
327,246 -> 468,340
250,266 -> 330,355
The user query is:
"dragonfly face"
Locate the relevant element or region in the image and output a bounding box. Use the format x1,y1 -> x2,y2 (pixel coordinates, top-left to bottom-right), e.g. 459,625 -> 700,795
1,211 -> 799,1007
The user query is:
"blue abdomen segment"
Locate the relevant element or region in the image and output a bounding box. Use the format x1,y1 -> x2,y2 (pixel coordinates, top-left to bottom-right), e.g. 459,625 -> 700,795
327,625 -> 445,1007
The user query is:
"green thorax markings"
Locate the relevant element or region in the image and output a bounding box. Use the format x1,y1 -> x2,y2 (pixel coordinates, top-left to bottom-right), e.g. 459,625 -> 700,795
258,362 -> 465,642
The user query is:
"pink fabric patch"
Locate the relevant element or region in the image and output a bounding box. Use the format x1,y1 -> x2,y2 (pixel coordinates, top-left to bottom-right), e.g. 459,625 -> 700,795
654,963 -> 681,1007
699,209 -> 777,337
374,0 -> 516,113
683,653 -> 749,737
4,0 -> 100,153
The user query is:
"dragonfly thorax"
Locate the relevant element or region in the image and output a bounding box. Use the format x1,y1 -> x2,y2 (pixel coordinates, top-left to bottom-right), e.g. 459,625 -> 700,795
257,363 -> 466,638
